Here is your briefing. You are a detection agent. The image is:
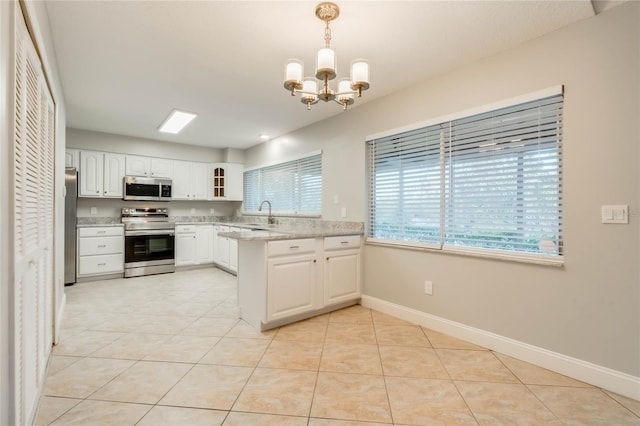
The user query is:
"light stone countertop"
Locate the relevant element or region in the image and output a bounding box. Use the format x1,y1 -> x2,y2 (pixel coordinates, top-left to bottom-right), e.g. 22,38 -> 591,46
78,216 -> 363,240
76,223 -> 124,228
219,226 -> 363,241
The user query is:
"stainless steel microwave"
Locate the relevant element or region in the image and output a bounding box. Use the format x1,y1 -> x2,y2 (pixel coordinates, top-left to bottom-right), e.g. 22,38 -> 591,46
123,176 -> 172,201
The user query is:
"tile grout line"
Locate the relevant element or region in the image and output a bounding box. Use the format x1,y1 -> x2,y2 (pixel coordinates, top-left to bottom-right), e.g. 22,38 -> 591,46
371,310 -> 396,426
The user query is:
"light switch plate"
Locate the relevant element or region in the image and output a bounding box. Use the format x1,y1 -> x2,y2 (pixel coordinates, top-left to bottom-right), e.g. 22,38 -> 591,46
602,205 -> 628,224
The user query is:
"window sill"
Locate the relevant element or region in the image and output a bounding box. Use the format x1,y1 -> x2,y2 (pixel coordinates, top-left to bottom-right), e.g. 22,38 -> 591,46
364,239 -> 564,267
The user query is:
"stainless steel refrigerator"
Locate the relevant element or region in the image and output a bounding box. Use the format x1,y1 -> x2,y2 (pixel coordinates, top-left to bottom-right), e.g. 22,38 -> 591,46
64,167 -> 77,285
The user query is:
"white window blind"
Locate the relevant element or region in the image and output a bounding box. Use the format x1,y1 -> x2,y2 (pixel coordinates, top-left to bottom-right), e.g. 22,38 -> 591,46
244,152 -> 322,215
367,92 -> 563,260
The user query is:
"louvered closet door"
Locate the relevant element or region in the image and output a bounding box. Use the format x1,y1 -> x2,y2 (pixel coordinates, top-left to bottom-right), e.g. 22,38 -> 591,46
13,7 -> 56,425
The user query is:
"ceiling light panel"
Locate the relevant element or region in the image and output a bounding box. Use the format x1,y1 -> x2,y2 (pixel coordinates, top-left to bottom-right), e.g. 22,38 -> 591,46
159,109 -> 197,134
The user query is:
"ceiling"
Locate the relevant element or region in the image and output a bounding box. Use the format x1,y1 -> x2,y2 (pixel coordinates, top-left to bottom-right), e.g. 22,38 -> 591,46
44,0 -> 622,150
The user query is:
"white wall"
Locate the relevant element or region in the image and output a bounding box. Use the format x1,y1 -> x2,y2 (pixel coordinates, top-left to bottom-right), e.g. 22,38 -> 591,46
245,1 -> 640,385
67,127 -> 225,163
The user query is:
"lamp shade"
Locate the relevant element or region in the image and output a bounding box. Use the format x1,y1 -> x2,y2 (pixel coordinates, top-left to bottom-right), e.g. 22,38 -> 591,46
285,59 -> 303,83
337,78 -> 353,100
302,77 -> 319,95
351,59 -> 369,84
316,47 -> 337,80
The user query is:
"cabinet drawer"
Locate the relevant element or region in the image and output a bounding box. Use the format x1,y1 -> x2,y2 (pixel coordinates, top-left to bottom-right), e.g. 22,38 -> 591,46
176,225 -> 197,233
78,226 -> 124,237
324,235 -> 361,250
78,236 -> 123,256
78,253 -> 124,275
268,238 -> 316,257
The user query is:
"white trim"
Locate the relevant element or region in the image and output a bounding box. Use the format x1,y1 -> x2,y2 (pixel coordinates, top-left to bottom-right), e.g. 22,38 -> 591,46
366,85 -> 564,142
53,293 -> 66,345
361,295 -> 640,400
365,240 -> 565,267
243,149 -> 322,173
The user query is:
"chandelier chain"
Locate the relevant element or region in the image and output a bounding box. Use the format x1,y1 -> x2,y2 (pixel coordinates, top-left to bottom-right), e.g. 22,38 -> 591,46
324,21 -> 332,48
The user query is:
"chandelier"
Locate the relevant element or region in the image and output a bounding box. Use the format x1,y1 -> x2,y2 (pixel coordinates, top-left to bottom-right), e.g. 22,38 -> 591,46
283,2 -> 370,111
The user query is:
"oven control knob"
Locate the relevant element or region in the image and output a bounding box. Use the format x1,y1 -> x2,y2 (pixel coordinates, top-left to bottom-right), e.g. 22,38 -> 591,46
122,208 -> 129,214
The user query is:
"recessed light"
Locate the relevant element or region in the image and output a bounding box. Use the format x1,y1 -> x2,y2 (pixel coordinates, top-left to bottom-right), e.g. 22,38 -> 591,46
259,134 -> 270,141
159,109 -> 197,134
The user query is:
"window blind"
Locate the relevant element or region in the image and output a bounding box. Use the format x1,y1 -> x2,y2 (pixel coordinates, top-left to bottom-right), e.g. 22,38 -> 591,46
367,91 -> 563,259
367,126 -> 443,248
244,152 -> 322,215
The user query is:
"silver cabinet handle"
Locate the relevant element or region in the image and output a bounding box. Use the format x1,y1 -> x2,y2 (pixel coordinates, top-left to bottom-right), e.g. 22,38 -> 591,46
289,245 -> 299,249
97,244 -> 106,248
97,231 -> 106,234
97,262 -> 106,266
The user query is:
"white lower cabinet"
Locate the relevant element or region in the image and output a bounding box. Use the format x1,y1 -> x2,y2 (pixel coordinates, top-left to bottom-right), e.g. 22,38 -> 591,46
323,235 -> 362,305
77,226 -> 124,277
175,224 -> 214,267
196,225 -> 215,264
267,239 -> 317,322
213,225 -> 240,273
238,235 -> 361,330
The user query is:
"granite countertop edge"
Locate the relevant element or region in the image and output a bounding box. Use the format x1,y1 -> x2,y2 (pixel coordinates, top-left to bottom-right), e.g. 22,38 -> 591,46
77,223 -> 124,228
219,229 -> 363,241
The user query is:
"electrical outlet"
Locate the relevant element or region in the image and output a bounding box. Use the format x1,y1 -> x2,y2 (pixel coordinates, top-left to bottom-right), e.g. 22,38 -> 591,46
190,208 -> 196,214
210,208 -> 215,214
424,280 -> 433,295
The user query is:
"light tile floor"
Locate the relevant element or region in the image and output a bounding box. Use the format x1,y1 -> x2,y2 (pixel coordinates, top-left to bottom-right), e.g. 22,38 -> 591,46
36,268 -> 640,425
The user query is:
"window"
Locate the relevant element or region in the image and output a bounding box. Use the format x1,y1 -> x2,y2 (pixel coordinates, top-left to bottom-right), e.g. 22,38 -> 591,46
244,151 -> 322,215
367,88 -> 563,262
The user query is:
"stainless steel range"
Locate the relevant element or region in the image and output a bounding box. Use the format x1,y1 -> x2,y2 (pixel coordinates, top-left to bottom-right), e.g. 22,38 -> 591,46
122,207 -> 175,278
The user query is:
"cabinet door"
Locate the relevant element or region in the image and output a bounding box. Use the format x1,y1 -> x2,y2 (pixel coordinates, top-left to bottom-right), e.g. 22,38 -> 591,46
172,160 -> 190,200
225,163 -> 244,201
125,155 -> 151,177
65,149 -> 79,168
79,151 -> 103,197
103,153 -> 125,197
267,255 -> 316,321
190,162 -> 209,200
214,226 -> 230,267
196,225 -> 214,264
151,158 -> 173,178
324,250 -> 361,305
212,164 -> 226,198
175,231 -> 196,266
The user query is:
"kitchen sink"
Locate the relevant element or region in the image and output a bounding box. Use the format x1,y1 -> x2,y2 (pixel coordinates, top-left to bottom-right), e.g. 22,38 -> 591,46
243,223 -> 278,229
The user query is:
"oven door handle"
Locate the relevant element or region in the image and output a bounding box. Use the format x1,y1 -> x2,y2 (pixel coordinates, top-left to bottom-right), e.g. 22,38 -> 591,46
125,230 -> 175,237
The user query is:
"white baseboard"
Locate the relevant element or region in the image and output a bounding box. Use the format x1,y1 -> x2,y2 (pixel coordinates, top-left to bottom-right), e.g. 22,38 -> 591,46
361,295 -> 640,401
54,292 -> 66,345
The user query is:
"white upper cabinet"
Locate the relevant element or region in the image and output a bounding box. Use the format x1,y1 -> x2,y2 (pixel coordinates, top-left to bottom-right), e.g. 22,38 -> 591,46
151,158 -> 173,178
172,160 -> 209,200
211,163 -> 243,201
125,155 -> 173,178
103,153 -> 126,197
65,149 -> 79,169
79,150 -> 125,198
79,151 -> 103,197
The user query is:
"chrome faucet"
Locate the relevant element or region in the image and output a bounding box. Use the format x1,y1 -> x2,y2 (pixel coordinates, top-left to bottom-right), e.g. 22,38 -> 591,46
258,200 -> 275,224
